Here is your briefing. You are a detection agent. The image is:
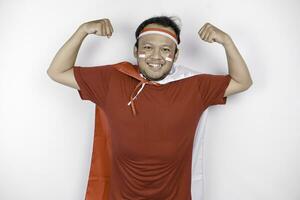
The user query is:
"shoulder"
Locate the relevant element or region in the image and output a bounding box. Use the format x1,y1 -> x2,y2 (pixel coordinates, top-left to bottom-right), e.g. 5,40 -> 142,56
75,60 -> 134,73
174,73 -> 229,86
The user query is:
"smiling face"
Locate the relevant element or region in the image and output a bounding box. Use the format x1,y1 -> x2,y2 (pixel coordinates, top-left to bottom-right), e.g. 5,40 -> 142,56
134,24 -> 179,81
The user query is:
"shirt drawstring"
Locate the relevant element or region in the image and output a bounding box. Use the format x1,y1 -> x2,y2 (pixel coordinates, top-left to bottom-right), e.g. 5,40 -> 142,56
128,81 -> 147,116
128,80 -> 159,116
128,82 -> 145,106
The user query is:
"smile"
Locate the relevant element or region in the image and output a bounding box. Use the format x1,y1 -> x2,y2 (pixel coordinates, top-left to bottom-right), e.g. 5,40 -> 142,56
147,63 -> 163,68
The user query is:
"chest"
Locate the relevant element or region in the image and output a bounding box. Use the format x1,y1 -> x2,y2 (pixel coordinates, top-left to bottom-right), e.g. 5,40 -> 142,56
103,78 -> 205,160
104,78 -> 204,137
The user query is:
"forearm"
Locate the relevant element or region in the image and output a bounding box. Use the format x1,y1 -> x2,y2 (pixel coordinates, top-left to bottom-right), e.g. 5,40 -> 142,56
222,35 -> 253,86
47,25 -> 88,75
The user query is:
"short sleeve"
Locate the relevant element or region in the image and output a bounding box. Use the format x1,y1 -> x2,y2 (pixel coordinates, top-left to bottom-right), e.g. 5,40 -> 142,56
198,74 -> 231,107
73,64 -> 114,107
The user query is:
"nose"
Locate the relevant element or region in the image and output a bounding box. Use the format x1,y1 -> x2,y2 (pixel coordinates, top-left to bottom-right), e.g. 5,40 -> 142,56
151,47 -> 162,60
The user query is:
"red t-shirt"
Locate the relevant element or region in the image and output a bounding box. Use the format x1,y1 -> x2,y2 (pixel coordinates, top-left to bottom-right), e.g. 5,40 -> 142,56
73,61 -> 231,200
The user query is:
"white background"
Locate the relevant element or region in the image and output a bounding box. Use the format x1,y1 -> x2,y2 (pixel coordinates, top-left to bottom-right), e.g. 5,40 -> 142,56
0,0 -> 299,199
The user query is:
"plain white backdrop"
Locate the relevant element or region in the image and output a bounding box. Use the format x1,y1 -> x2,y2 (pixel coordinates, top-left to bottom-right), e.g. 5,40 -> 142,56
0,0 -> 299,199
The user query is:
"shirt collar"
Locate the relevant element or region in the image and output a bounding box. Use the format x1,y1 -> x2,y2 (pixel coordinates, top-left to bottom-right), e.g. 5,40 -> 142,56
139,65 -> 177,84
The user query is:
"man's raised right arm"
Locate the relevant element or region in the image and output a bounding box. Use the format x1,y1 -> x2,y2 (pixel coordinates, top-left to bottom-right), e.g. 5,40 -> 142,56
46,19 -> 114,90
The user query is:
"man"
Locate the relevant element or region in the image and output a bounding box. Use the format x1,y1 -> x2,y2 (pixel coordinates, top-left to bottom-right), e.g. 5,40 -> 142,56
47,16 -> 252,199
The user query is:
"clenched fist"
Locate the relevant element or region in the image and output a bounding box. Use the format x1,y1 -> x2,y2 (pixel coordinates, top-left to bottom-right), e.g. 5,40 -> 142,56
198,23 -> 230,45
81,18 -> 114,38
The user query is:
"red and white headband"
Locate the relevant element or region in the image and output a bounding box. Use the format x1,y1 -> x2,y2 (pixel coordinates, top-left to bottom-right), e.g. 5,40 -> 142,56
137,27 -> 178,45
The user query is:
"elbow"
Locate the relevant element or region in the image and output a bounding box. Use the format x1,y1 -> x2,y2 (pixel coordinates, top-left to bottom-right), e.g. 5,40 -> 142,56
248,78 -> 253,87
244,79 -> 253,90
47,66 -> 59,77
47,68 -> 58,80
47,69 -> 54,78
47,65 -> 53,75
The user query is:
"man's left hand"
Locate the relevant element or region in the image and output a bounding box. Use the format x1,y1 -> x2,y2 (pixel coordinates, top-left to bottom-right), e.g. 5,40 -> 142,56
198,23 -> 230,45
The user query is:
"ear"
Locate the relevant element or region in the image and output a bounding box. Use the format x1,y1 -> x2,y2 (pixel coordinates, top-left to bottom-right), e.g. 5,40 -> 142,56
133,45 -> 138,59
173,48 -> 179,62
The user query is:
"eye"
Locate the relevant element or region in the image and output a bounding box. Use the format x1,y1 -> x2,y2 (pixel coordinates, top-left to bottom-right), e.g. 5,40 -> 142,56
162,48 -> 170,52
143,45 -> 152,50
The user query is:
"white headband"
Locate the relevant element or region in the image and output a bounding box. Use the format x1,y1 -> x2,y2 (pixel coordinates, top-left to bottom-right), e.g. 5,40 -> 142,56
137,28 -> 178,46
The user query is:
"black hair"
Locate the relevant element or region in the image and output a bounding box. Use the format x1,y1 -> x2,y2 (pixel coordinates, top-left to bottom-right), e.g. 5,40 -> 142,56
135,16 -> 181,54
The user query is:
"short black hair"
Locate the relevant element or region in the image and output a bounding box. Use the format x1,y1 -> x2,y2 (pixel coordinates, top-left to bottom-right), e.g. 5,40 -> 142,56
135,16 -> 181,53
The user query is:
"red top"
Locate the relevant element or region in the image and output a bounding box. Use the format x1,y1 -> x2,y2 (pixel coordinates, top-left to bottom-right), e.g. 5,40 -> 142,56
73,61 -> 231,200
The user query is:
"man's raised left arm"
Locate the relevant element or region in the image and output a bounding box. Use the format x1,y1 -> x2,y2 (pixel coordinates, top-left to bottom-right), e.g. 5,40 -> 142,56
198,23 -> 253,97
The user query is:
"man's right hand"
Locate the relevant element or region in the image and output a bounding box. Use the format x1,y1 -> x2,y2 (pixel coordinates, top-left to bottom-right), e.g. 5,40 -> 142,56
80,19 -> 114,38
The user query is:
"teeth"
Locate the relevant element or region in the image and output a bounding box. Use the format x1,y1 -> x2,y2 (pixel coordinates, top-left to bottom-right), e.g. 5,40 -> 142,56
148,63 -> 162,68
